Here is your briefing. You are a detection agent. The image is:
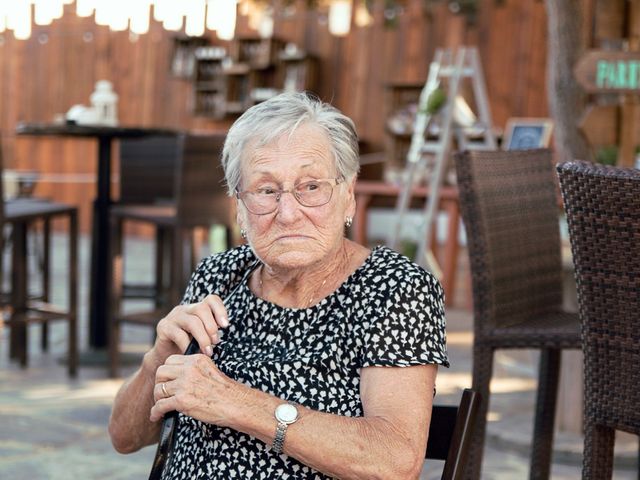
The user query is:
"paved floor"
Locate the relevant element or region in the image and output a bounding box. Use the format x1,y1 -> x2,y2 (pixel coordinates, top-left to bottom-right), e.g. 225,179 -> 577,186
1,235 -> 638,479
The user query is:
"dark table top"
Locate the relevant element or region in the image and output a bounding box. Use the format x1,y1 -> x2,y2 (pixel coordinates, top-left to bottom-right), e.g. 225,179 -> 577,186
15,122 -> 181,138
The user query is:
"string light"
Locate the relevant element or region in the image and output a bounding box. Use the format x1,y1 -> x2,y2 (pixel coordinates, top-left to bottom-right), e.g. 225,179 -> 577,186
0,0 -> 356,41
34,0 -> 54,26
328,0 -> 352,36
185,0 -> 206,37
130,0 -> 151,35
216,0 -> 237,41
11,0 -> 32,41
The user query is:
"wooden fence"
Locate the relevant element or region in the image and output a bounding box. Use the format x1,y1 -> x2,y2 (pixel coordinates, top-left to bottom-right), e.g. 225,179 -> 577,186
0,0 -> 571,232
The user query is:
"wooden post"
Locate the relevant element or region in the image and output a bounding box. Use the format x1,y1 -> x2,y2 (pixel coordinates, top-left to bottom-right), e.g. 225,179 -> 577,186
619,2 -> 640,167
594,0 -> 625,42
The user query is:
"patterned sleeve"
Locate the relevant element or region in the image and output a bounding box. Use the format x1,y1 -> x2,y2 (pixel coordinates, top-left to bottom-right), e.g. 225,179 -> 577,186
360,269 -> 449,368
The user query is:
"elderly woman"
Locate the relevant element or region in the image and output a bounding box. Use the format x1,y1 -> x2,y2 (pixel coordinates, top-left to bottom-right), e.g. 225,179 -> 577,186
109,92 -> 448,479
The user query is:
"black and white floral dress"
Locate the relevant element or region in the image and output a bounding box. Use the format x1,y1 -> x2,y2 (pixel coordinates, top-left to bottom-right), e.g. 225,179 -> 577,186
164,244 -> 449,479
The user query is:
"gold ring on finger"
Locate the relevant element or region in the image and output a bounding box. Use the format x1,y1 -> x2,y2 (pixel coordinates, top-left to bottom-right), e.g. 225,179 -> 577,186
161,382 -> 169,398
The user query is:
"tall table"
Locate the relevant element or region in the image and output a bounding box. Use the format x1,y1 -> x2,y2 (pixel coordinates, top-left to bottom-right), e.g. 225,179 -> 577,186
15,123 -> 179,349
353,180 -> 461,307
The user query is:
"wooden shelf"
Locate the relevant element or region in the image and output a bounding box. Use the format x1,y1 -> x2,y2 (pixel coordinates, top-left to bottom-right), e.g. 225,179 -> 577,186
384,82 -> 425,174
279,53 -> 319,94
191,40 -> 320,118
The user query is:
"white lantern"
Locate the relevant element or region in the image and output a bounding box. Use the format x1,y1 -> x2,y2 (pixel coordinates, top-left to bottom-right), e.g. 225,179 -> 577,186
90,80 -> 119,126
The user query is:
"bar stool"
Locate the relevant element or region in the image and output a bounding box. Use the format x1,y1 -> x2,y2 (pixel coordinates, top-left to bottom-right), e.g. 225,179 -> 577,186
108,133 -> 233,377
558,161 -> 640,479
454,149 -> 581,479
115,134 -> 179,303
1,147 -> 78,377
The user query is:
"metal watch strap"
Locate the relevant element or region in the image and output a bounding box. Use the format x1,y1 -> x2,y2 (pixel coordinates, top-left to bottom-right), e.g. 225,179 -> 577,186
272,421 -> 288,454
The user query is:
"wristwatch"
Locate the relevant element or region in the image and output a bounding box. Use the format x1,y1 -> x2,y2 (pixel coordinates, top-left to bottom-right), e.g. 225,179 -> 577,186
272,402 -> 299,454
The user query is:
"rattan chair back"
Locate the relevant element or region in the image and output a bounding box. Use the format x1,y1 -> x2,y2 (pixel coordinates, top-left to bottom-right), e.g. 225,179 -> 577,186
557,160 -> 640,478
456,148 -> 563,330
454,149 -> 581,480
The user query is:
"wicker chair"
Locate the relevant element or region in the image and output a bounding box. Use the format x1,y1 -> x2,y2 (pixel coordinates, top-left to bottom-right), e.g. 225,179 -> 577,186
108,133 -> 233,377
557,161 -> 640,479
454,149 -> 581,479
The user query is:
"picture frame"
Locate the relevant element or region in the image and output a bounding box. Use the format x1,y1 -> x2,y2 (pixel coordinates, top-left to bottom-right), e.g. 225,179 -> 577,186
503,118 -> 554,150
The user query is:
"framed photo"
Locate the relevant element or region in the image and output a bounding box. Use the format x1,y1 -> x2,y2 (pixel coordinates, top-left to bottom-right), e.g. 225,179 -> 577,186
503,118 -> 554,150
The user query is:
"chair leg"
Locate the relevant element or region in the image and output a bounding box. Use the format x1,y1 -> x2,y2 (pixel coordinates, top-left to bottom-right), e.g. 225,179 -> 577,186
109,317 -> 121,379
41,218 -> 51,352
465,343 -> 494,480
224,225 -> 233,251
154,227 -> 165,310
190,228 -> 198,272
582,421 -> 614,479
67,212 -> 78,377
109,216 -> 124,378
530,348 -> 561,480
10,222 -> 29,368
169,227 -> 190,307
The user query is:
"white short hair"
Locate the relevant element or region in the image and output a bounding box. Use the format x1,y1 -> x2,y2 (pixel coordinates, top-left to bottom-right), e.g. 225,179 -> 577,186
221,92 -> 360,194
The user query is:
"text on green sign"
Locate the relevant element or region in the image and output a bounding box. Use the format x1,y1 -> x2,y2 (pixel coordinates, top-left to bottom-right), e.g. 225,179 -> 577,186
596,60 -> 640,89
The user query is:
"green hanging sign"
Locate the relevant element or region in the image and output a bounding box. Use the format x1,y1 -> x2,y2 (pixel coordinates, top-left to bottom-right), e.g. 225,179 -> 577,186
574,50 -> 640,94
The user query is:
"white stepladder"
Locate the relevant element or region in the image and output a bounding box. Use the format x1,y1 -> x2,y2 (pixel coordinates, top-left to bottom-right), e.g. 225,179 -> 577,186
387,46 -> 497,276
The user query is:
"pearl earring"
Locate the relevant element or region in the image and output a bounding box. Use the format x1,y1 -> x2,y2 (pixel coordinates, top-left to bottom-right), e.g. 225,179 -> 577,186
345,217 -> 353,228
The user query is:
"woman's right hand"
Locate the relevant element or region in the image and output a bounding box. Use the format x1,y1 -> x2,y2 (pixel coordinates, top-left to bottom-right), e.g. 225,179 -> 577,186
148,294 -> 230,366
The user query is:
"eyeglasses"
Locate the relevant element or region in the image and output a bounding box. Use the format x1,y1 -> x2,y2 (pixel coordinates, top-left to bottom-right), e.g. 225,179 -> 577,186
236,178 -> 342,215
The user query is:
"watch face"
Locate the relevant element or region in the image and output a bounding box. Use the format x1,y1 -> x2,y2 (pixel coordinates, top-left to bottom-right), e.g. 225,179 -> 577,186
275,403 -> 298,424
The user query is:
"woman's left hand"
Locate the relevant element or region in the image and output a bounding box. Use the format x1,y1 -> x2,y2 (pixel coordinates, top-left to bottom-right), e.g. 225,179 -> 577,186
149,354 -> 243,425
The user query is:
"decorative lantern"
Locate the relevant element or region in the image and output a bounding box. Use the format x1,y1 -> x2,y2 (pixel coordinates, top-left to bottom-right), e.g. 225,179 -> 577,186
90,80 -> 119,126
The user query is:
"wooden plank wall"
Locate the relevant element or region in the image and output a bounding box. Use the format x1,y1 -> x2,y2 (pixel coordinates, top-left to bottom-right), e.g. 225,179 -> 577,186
0,0 -> 566,233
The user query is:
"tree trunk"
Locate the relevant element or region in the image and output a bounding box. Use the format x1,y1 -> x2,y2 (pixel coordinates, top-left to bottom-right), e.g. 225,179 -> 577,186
545,0 -> 592,162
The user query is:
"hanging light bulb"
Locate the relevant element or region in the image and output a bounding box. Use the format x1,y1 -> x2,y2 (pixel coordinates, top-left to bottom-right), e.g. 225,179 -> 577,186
238,0 -> 250,17
12,0 -> 32,40
94,0 -> 111,26
247,2 -> 264,31
51,0 -> 65,20
258,7 -> 274,39
5,1 -> 16,30
34,0 -> 54,26
328,0 -> 352,36
153,0 -> 170,22
206,0 -> 219,31
216,0 -> 237,41
76,0 -> 96,17
130,0 -> 151,35
106,0 -> 129,31
354,0 -> 372,27
0,2 -> 7,33
162,2 -> 184,31
185,0 -> 206,37
163,14 -> 184,31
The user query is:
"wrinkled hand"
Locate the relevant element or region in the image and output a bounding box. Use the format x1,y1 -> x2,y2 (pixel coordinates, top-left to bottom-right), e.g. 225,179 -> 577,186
149,295 -> 230,365
150,354 -> 243,425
